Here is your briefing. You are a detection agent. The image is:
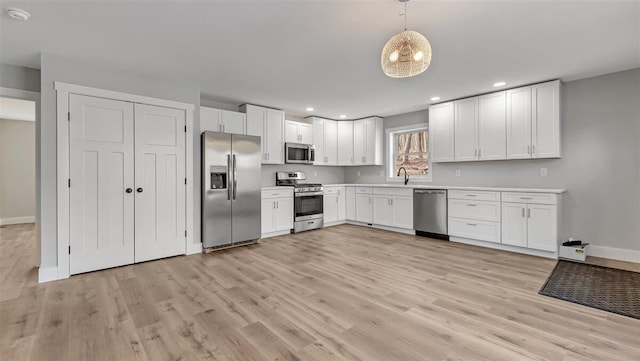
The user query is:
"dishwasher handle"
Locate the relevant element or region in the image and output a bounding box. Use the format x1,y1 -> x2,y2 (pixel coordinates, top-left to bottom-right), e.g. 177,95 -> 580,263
414,189 -> 446,195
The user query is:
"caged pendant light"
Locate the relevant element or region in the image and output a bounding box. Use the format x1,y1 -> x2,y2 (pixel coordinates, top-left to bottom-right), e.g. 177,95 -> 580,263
381,0 -> 432,78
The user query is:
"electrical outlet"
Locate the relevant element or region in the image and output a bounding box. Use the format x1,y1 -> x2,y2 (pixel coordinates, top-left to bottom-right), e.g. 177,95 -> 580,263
379,170 -> 384,177
455,169 -> 461,177
357,171 -> 361,177
540,168 -> 548,176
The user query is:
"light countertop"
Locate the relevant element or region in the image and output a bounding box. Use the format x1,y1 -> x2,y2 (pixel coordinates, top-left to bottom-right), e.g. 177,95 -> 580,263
321,184 -> 565,194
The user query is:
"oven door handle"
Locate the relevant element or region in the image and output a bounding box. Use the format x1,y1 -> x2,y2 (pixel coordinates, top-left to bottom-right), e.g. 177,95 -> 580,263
294,191 -> 324,197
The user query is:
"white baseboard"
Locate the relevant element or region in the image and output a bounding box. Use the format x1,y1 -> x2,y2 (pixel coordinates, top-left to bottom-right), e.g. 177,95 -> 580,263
324,220 -> 347,227
449,236 -> 558,259
38,266 -> 59,283
344,221 -> 415,235
0,216 -> 35,226
261,229 -> 292,239
186,241 -> 203,255
588,245 -> 640,263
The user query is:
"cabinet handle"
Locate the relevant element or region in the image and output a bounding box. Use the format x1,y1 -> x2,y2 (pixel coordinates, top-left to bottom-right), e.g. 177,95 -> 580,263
219,123 -> 222,132
222,124 -> 225,133
527,208 -> 531,218
267,153 -> 270,160
479,149 -> 482,157
474,149 -> 477,157
522,208 -> 525,217
527,145 -> 531,155
532,144 -> 536,155
467,223 -> 477,226
466,194 -> 477,197
520,197 -> 533,200
273,201 -> 276,209
369,197 -> 371,204
466,204 -> 477,207
391,198 -> 393,206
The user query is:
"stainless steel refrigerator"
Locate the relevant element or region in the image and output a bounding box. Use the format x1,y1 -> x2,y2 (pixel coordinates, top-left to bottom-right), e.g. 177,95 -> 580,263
202,131 -> 261,249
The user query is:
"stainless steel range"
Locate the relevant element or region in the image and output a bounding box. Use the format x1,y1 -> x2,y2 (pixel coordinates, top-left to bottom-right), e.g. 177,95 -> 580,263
276,171 -> 324,233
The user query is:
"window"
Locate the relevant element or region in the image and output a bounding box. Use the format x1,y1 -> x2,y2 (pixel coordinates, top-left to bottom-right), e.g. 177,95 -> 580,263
386,124 -> 431,182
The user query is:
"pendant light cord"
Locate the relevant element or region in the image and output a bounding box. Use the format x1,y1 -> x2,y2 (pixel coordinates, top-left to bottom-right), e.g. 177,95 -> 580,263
404,1 -> 407,31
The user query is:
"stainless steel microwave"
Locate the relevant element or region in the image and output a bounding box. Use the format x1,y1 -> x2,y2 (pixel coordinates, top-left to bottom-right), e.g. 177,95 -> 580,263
285,143 -> 315,164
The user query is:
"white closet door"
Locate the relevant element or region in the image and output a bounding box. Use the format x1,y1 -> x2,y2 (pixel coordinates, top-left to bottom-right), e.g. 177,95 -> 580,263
69,94 -> 135,274
134,104 -> 186,262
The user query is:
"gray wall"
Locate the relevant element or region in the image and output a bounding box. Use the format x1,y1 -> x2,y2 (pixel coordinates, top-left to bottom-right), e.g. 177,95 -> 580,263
346,68 -> 640,252
0,118 -> 36,220
0,64 -> 40,92
40,53 -> 202,269
262,164 -> 345,187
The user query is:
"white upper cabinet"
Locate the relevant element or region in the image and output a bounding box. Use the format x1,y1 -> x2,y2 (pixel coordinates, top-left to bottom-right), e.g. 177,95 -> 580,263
478,91 -> 506,160
337,121 -> 354,165
285,120 -> 313,144
506,86 -> 533,159
507,80 -> 561,159
353,117 -> 383,165
200,107 -> 246,135
241,104 -> 285,164
311,117 -> 337,165
432,80 -> 561,163
429,102 -> 455,162
454,97 -> 479,161
532,80 -> 561,158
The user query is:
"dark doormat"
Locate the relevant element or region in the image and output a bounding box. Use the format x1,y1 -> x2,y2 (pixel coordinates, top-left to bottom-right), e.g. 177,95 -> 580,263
539,260 -> 640,319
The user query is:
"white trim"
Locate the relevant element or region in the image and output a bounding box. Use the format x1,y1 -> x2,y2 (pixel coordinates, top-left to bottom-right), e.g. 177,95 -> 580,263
588,245 -> 640,263
261,230 -> 292,239
324,220 -> 347,227
56,82 -> 196,281
186,241 -> 203,255
0,87 -> 40,101
449,236 -> 558,259
344,221 -> 415,235
385,123 -> 432,183
38,266 -> 59,283
0,216 -> 36,225
54,82 -> 194,111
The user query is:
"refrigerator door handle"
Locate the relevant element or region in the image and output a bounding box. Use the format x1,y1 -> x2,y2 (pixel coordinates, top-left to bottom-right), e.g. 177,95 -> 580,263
232,154 -> 238,200
227,154 -> 232,200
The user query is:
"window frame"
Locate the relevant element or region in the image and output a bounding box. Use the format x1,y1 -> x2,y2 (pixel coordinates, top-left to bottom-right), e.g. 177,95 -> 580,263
385,123 -> 432,183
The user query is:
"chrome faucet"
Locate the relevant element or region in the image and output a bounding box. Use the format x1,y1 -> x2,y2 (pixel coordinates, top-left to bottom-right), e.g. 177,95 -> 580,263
397,167 -> 409,185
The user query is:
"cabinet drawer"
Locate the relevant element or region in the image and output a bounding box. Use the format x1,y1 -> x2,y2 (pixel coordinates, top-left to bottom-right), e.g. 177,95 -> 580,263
448,190 -> 500,202
356,187 -> 373,194
448,199 -> 501,222
324,187 -> 338,194
262,189 -> 293,199
372,187 -> 413,197
448,218 -> 501,243
502,192 -> 557,205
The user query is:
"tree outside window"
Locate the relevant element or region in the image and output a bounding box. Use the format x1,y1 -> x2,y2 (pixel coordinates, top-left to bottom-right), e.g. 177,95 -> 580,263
386,125 -> 431,182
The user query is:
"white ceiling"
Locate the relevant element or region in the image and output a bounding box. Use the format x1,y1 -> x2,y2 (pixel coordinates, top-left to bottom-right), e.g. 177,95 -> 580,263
0,96 -> 35,121
1,0 -> 638,119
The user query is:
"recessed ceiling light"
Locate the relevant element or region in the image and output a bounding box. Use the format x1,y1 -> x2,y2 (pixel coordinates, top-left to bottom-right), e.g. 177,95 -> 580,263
305,107 -> 314,112
339,115 -> 347,119
430,96 -> 440,101
493,81 -> 506,87
6,7 -> 30,21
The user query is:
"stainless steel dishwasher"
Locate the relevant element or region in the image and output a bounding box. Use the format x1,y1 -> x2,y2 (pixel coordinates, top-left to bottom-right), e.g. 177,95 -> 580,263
413,189 -> 448,239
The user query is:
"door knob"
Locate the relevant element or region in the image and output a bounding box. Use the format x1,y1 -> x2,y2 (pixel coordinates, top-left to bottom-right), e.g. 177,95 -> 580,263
125,188 -> 133,193
136,188 -> 144,193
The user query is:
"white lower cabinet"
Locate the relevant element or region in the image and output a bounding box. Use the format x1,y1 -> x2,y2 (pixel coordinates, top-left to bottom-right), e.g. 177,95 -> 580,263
324,186 -> 346,224
345,187 -> 356,220
448,218 -> 501,243
372,188 -> 413,229
355,187 -> 373,224
448,191 -> 501,243
261,189 -> 293,237
502,202 -> 558,251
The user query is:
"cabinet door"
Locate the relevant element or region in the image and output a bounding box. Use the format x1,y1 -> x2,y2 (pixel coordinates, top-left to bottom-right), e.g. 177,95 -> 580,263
284,120 -> 299,143
337,187 -> 346,221
337,121 -> 354,165
324,193 -> 339,223
501,203 -> 527,247
274,197 -> 294,231
353,119 -> 366,164
324,120 -> 338,165
478,92 -> 506,160
532,80 -> 561,158
506,87 -> 532,159
299,123 -> 313,144
355,194 -> 372,223
527,204 -> 557,251
261,200 -> 275,234
312,118 -> 326,165
265,109 -> 284,164
392,196 -> 413,229
244,105 -> 264,138
454,97 -> 479,161
221,110 -> 246,135
200,106 -> 222,132
345,187 -> 356,220
372,195 -> 392,226
429,102 -> 455,162
364,118 -> 378,164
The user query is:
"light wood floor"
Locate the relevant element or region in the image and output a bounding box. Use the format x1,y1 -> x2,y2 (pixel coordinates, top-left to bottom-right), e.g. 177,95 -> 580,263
1,223 -> 639,361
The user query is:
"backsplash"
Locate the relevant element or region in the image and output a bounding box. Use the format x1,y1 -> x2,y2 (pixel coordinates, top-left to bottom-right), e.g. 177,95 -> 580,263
261,164 -> 345,186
